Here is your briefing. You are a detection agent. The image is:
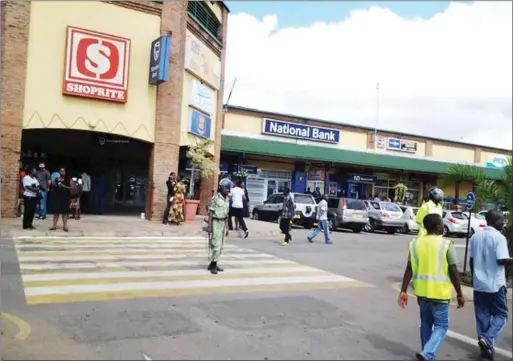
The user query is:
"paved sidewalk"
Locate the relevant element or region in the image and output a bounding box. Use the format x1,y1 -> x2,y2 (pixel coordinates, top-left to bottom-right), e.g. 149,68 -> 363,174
0,215 -> 282,238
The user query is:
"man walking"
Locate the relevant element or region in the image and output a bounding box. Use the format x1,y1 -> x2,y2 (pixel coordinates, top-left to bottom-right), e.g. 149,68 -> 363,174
416,187 -> 444,236
398,213 -> 465,361
280,188 -> 295,246
36,162 -> 51,220
307,194 -> 332,244
470,210 -> 512,360
206,178 -> 232,275
229,179 -> 249,238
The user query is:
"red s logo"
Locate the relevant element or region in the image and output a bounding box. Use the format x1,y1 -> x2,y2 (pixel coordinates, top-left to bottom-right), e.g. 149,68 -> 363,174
76,38 -> 119,80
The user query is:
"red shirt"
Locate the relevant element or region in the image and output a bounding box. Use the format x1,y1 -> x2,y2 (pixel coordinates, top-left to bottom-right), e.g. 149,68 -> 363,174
19,171 -> 26,191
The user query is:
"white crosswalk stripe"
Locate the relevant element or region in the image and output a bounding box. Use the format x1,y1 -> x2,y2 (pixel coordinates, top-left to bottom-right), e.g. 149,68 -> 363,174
13,236 -> 371,305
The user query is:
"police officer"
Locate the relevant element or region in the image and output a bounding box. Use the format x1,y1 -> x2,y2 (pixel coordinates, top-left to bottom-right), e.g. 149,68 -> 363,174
416,187 -> 444,237
206,178 -> 232,275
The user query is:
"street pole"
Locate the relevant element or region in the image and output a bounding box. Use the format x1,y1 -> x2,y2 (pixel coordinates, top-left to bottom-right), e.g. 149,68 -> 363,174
374,82 -> 380,151
463,208 -> 472,273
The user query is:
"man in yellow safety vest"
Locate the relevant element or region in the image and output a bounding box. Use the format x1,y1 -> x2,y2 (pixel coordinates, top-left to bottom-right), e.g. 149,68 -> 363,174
398,213 -> 465,361
416,187 -> 444,237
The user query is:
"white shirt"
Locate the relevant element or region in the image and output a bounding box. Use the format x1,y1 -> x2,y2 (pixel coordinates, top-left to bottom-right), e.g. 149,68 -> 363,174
81,173 -> 91,192
317,199 -> 328,221
22,175 -> 39,197
230,187 -> 245,208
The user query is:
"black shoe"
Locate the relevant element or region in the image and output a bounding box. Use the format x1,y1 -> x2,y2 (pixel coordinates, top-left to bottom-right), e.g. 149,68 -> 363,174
210,262 -> 218,274
216,265 -> 224,272
244,231 -> 249,239
415,353 -> 426,361
478,338 -> 494,360
207,262 -> 214,271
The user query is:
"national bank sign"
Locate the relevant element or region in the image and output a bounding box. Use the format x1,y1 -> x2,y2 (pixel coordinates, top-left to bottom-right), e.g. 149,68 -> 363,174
262,118 -> 340,144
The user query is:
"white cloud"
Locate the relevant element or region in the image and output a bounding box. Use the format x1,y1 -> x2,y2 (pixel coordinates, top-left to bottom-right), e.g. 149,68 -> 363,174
224,2 -> 513,150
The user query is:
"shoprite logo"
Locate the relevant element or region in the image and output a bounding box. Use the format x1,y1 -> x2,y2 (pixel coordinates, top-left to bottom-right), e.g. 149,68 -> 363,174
62,26 -> 131,103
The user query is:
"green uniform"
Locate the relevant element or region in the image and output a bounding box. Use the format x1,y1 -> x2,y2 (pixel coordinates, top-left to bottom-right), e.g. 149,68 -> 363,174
208,193 -> 230,262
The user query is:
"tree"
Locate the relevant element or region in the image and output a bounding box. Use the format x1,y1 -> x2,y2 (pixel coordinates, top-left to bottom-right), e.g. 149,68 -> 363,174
439,164 -> 492,209
186,139 -> 218,180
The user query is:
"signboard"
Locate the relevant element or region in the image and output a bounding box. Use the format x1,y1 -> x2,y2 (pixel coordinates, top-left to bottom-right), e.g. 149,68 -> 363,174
63,26 -> 131,103
189,109 -> 212,139
486,155 -> 508,169
347,174 -> 377,184
148,35 -> 171,85
190,78 -> 215,115
239,165 -> 258,175
387,137 -> 417,153
308,170 -> 325,181
184,31 -> 221,89
262,119 -> 340,144
466,192 -> 475,210
376,135 -> 386,149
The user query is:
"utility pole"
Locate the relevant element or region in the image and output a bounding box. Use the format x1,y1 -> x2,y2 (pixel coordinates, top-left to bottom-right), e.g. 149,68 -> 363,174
374,82 -> 380,151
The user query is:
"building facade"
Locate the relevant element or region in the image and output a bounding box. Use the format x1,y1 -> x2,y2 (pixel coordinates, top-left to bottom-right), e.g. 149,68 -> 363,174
1,1 -> 228,219
221,106 -> 511,209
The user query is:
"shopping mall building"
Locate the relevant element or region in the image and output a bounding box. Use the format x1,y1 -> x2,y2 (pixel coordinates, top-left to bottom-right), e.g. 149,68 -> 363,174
1,1 -> 229,218
220,106 -> 511,208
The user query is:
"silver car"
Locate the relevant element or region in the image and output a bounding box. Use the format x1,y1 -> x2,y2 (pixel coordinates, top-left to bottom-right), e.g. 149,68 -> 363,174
443,211 -> 469,237
326,197 -> 369,233
252,192 -> 317,229
365,201 -> 404,234
399,206 -> 419,234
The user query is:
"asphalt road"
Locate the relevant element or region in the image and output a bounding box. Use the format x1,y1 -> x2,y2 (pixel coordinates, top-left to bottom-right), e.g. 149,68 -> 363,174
1,225 -> 511,360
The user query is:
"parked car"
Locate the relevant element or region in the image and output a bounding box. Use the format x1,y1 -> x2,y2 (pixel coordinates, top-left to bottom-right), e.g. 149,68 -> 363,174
326,197 -> 369,233
252,192 -> 317,229
365,201 -> 404,234
399,206 -> 419,234
462,212 -> 487,236
443,211 -> 469,237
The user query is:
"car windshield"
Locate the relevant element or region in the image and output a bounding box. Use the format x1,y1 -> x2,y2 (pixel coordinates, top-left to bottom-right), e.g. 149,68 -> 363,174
294,194 -> 315,204
412,208 -> 419,215
381,203 -> 402,212
474,214 -> 486,220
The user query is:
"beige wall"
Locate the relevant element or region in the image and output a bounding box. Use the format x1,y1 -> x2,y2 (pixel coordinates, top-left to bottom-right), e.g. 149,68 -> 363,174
431,144 -> 475,163
184,30 -> 221,90
23,1 -> 160,142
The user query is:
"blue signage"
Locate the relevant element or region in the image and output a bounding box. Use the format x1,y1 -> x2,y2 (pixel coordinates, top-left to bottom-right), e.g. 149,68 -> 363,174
262,118 -> 340,143
466,192 -> 475,210
387,137 -> 401,150
189,109 -> 212,139
347,174 -> 377,184
486,156 -> 508,169
149,35 -> 171,85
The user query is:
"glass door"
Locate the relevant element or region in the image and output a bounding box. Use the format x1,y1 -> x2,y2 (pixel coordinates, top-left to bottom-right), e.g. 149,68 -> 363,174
266,180 -> 277,198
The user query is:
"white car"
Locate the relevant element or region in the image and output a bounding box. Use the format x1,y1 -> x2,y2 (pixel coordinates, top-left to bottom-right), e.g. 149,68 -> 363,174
463,212 -> 487,236
443,211 -> 469,237
399,206 -> 419,234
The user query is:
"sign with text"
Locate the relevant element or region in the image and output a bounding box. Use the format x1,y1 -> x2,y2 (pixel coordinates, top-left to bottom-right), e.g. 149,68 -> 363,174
190,78 -> 215,115
387,137 -> 417,153
308,170 -> 325,181
63,26 -> 131,103
347,174 -> 377,184
148,35 -> 171,85
262,119 -> 340,143
486,155 -> 509,169
189,109 -> 212,139
184,31 -> 221,89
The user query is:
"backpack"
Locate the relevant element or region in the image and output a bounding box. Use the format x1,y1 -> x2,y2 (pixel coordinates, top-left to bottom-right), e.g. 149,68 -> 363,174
69,178 -> 82,198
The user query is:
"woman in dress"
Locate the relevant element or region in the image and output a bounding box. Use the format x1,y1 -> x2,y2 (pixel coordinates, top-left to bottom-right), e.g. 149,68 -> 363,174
168,176 -> 186,225
48,167 -> 72,232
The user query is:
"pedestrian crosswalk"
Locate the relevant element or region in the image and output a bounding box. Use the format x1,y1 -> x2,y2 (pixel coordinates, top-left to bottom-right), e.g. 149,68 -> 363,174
14,236 -> 371,305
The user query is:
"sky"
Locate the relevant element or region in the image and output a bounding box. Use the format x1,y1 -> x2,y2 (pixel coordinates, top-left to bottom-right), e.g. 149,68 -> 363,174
223,1 -> 513,150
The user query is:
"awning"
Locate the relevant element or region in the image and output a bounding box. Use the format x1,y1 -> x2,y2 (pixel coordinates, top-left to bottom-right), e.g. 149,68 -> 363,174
221,135 -> 504,180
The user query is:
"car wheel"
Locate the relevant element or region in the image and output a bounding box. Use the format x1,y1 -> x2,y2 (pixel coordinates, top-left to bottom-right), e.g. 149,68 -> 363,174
364,222 -> 371,232
304,223 -> 313,229
386,229 -> 396,235
328,218 -> 337,231
352,227 -> 363,233
368,219 -> 376,233
402,224 -> 409,234
443,225 -> 449,237
252,210 -> 260,221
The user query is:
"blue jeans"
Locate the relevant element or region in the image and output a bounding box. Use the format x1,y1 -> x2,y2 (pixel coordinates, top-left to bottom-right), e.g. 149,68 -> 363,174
418,298 -> 450,360
308,220 -> 331,243
38,191 -> 47,218
474,287 -> 509,354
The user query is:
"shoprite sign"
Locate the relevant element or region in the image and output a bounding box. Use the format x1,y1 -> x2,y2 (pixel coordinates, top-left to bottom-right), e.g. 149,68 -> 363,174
262,119 -> 340,143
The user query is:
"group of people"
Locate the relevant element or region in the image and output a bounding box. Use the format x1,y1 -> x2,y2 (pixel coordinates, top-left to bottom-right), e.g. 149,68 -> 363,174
398,187 -> 511,361
21,163 -> 84,231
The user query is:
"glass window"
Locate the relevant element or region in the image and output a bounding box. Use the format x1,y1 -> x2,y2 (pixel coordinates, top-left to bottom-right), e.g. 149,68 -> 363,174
328,198 -> 340,208
347,199 -> 365,210
412,208 -> 419,215
294,194 -> 315,204
381,202 -> 402,212
266,195 -> 276,204
451,212 -> 466,220
369,201 -> 381,210
187,1 -> 220,40
275,195 -> 284,204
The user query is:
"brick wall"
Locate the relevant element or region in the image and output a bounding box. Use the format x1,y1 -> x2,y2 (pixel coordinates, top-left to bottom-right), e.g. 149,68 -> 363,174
145,1 -> 188,221
197,5 -> 229,215
1,1 -> 31,218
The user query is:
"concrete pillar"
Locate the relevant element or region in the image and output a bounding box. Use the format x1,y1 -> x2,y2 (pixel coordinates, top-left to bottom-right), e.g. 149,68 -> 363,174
1,1 -> 31,218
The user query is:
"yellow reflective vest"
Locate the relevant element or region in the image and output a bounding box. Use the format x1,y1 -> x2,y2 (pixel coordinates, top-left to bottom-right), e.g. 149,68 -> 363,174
409,235 -> 452,300
416,200 -> 443,236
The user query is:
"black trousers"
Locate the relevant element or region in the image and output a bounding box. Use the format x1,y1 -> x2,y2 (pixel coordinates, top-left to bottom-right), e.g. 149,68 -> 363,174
162,196 -> 172,223
279,218 -> 292,242
80,191 -> 89,214
23,195 -> 38,229
231,207 -> 247,231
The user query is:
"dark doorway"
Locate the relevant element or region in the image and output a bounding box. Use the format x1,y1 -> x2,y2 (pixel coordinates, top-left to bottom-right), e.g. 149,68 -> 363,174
21,129 -> 151,214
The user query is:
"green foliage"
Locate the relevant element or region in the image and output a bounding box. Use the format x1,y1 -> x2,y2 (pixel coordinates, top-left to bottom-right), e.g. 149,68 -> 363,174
394,183 -> 408,204
186,139 -> 219,180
